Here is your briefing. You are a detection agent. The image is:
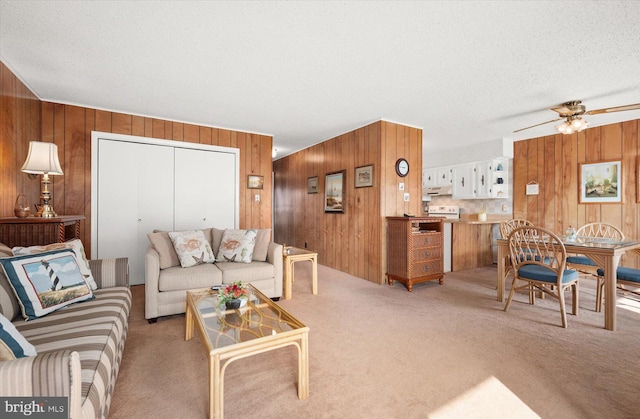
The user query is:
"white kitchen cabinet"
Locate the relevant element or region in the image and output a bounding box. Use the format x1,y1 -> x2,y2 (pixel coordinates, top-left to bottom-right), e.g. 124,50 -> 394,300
423,169 -> 437,188
451,158 -> 509,199
92,133 -> 239,285
452,164 -> 476,199
436,167 -> 453,186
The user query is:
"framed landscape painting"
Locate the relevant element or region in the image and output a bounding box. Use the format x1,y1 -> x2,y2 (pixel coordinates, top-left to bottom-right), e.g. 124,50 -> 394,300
354,164 -> 373,188
579,160 -> 622,204
324,170 -> 345,213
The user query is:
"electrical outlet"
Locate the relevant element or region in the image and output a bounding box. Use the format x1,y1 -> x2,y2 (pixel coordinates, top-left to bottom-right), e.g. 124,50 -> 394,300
399,182 -> 404,190
404,193 -> 410,202
502,204 -> 508,212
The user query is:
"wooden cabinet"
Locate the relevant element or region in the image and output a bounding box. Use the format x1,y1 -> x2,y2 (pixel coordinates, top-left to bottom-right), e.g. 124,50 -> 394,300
0,215 -> 85,248
386,217 -> 444,292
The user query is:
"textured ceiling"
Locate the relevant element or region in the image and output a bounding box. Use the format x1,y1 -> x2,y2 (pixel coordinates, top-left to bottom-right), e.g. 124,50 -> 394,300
1,1 -> 639,161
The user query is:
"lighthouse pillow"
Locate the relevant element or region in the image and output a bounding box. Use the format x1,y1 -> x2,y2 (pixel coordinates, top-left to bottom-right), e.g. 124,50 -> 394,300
0,249 -> 94,320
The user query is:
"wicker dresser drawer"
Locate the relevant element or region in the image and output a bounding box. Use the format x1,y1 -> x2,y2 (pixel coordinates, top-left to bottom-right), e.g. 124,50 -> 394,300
412,246 -> 442,262
411,232 -> 442,248
408,261 -> 443,278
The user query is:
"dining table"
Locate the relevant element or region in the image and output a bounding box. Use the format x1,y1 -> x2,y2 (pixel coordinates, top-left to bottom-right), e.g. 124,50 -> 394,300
496,235 -> 640,331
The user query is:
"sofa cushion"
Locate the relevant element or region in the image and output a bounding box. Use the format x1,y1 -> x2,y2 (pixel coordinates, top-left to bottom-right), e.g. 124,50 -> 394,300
158,263 -> 223,292
169,230 -> 216,268
0,313 -> 37,360
12,239 -> 98,290
253,229 -> 272,262
216,261 -> 275,284
0,249 -> 94,320
211,228 -> 225,255
217,229 -> 257,263
0,242 -> 12,257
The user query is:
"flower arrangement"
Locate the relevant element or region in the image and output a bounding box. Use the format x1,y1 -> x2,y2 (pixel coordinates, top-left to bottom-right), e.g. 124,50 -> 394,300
218,281 -> 249,307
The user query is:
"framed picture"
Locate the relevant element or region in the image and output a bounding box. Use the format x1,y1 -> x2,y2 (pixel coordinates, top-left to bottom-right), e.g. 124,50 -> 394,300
307,176 -> 318,194
579,160 -> 622,204
247,175 -> 264,189
354,164 -> 374,188
324,170 -> 345,213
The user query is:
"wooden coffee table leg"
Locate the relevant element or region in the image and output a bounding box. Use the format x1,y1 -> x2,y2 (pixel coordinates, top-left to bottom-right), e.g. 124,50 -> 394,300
211,355 -> 222,418
299,332 -> 310,400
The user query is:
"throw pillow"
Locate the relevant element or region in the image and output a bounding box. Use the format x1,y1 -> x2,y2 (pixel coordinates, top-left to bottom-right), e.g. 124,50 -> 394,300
217,229 -> 257,263
147,231 -> 181,269
0,313 -> 37,361
0,249 -> 94,321
168,230 -> 216,268
252,229 -> 272,262
12,239 -> 98,290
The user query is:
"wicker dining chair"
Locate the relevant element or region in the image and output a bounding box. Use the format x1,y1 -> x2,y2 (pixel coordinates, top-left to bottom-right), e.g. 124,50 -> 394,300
504,226 -> 580,328
565,222 -> 624,312
499,219 -> 534,279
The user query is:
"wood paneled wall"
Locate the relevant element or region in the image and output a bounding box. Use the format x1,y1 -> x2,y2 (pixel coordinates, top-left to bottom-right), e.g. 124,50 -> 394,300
0,62 -> 41,216
1,61 -> 273,258
513,119 -> 640,267
273,120 -> 422,284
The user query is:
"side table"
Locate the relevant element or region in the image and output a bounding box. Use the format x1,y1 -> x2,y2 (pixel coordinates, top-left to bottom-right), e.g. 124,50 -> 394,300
283,246 -> 318,300
0,215 -> 85,248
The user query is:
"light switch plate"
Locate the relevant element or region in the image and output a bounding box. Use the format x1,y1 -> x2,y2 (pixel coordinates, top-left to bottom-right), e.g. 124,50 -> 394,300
399,182 -> 405,190
404,193 -> 410,202
255,194 -> 260,202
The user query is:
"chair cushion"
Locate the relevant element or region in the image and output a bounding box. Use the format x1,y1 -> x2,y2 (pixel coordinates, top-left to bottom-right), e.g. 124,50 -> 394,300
596,266 -> 640,283
566,255 -> 596,266
518,264 -> 579,283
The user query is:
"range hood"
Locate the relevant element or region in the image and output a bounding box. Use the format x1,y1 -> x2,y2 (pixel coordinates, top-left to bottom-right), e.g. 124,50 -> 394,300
423,185 -> 453,196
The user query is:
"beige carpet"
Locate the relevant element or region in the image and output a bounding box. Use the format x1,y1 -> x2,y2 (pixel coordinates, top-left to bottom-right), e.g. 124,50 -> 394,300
109,265 -> 640,419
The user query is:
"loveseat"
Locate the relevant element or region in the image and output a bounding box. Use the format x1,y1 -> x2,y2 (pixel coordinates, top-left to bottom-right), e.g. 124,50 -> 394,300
145,227 -> 282,321
0,241 -> 130,419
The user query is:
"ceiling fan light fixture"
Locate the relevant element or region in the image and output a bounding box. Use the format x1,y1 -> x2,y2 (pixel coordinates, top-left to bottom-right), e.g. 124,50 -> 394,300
556,117 -> 588,135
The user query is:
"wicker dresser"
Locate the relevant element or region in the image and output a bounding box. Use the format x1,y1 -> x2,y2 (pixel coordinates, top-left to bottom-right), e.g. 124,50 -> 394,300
386,216 -> 444,292
0,215 -> 84,248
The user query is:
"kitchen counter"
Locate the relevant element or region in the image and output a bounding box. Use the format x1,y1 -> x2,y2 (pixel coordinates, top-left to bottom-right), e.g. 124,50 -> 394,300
439,214 -> 511,271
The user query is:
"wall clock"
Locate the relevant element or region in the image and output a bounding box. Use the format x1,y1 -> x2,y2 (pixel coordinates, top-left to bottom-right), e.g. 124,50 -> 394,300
395,158 -> 409,177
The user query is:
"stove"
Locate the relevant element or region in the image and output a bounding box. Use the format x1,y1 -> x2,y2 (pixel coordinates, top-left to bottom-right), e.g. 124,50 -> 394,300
427,205 -> 460,219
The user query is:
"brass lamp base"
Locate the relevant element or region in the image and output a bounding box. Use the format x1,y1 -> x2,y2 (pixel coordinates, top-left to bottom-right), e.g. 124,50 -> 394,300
37,204 -> 58,218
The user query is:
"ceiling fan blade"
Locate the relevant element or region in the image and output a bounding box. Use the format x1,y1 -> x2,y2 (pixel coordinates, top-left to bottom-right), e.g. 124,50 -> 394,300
513,118 -> 564,133
585,103 -> 640,115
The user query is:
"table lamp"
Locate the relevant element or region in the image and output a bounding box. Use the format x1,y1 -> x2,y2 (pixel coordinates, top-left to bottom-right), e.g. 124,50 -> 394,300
21,141 -> 64,218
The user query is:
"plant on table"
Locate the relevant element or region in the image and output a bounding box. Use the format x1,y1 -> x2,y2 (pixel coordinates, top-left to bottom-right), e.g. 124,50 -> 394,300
218,281 -> 249,306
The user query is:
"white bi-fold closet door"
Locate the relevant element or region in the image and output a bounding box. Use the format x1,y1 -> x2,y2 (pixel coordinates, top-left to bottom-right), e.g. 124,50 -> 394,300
91,132 -> 239,285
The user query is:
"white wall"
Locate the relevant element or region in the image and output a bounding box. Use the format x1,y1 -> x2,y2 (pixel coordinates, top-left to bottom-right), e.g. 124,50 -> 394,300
424,138 -> 513,168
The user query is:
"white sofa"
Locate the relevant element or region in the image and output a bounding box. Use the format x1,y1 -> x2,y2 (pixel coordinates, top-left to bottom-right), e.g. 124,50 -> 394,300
144,228 -> 282,322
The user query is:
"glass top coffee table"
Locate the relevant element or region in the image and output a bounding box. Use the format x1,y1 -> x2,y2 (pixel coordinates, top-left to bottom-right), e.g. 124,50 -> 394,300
185,285 -> 309,418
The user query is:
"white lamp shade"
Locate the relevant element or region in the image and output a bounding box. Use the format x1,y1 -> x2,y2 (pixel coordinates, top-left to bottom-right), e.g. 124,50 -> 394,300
21,142 -> 64,175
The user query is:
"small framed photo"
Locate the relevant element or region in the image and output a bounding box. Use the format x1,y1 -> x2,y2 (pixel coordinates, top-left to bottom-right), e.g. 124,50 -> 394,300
354,164 -> 374,188
579,160 -> 622,204
324,170 -> 345,213
307,176 -> 318,194
247,175 -> 264,189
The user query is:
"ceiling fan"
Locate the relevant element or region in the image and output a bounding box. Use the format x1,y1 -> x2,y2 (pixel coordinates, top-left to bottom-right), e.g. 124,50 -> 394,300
513,100 -> 640,134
